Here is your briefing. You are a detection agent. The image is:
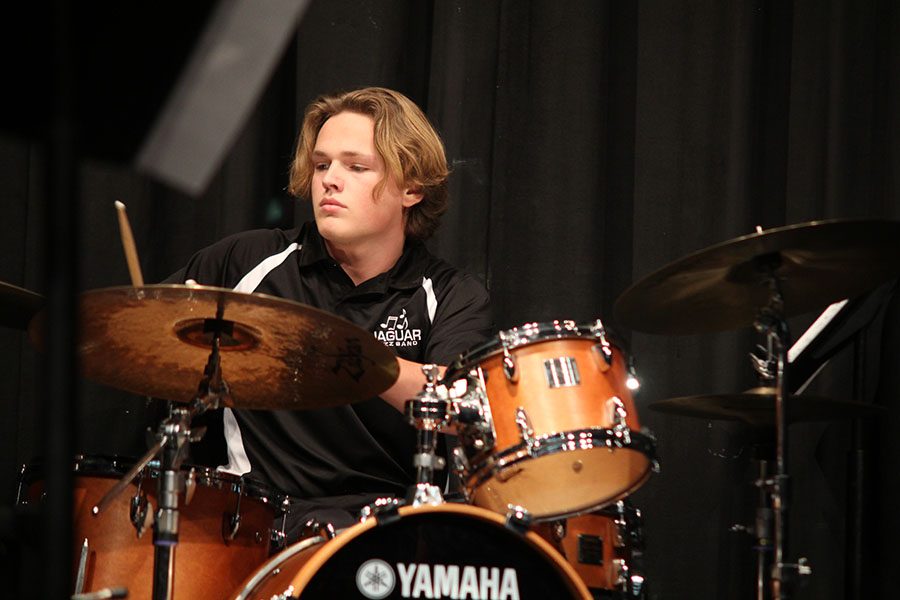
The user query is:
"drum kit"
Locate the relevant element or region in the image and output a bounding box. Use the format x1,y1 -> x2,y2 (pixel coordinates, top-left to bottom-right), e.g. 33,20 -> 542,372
5,217 -> 900,600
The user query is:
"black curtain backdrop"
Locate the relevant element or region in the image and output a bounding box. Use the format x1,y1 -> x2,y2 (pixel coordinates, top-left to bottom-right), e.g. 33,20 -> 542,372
2,1 -> 898,598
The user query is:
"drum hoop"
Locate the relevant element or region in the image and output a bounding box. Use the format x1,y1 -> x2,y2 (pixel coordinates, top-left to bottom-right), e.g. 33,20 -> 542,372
285,503 -> 591,598
468,427 -> 657,479
21,454 -> 285,504
465,428 -> 657,516
233,534 -> 327,600
444,321 -> 625,381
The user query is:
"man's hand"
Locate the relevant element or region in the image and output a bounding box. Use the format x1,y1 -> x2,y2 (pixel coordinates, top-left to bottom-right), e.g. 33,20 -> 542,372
380,358 -> 446,412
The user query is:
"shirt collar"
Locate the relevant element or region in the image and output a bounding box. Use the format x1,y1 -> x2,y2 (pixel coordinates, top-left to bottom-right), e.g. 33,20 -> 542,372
297,222 -> 430,292
296,222 -> 333,268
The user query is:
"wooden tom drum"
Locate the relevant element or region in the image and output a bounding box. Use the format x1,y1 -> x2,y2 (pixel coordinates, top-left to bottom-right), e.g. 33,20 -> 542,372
20,455 -> 285,599
443,320 -> 656,520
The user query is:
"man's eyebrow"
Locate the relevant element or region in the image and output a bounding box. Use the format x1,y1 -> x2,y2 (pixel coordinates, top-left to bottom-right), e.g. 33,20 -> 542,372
312,150 -> 376,160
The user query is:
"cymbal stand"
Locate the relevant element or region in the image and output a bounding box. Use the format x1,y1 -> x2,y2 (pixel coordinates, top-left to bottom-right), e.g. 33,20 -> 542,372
753,268 -> 811,599
732,446 -> 774,600
404,364 -> 449,507
151,317 -> 231,600
89,316 -> 230,600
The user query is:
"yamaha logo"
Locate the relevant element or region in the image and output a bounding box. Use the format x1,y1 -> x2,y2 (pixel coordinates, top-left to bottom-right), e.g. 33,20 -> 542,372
355,560 -> 521,599
356,559 -> 396,599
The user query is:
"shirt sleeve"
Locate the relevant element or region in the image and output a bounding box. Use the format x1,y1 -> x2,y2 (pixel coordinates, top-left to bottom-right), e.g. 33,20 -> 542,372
424,273 -> 494,365
160,229 -> 290,288
161,236 -> 236,286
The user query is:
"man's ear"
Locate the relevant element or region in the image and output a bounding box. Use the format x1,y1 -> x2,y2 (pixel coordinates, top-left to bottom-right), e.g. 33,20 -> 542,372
401,186 -> 424,208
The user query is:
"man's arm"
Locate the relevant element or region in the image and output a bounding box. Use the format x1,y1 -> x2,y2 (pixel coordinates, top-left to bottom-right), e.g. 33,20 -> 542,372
380,272 -> 493,412
379,357 -> 446,412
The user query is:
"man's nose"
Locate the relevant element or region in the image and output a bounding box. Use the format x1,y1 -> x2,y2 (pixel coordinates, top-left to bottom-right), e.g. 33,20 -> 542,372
322,164 -> 342,191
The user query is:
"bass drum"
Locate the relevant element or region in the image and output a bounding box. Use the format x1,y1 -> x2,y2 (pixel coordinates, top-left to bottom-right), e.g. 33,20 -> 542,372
232,503 -> 591,600
19,455 -> 285,600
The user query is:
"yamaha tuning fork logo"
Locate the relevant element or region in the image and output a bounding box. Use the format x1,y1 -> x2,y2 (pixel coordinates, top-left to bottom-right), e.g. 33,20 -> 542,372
374,308 -> 422,348
356,559 -> 396,599
355,560 -> 521,600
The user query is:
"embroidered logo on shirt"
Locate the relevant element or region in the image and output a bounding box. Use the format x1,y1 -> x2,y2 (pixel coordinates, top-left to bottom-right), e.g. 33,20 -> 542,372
375,308 -> 422,348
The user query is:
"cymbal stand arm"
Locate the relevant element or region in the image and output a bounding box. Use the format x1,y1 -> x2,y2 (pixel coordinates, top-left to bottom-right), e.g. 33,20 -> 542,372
90,436 -> 167,517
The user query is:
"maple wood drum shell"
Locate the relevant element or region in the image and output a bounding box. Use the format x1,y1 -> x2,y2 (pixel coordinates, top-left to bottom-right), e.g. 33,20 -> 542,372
533,502 -> 646,597
20,456 -> 282,600
231,504 -> 590,600
444,321 -> 656,520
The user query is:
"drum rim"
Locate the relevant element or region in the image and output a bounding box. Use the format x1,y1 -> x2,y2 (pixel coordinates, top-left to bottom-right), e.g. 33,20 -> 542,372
264,503 -> 591,599
443,319 -> 626,381
20,454 -> 286,503
233,534 -> 328,600
463,427 -> 657,519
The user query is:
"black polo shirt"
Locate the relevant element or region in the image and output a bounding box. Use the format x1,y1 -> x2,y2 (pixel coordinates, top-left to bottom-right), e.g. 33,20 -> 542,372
167,222 -> 492,505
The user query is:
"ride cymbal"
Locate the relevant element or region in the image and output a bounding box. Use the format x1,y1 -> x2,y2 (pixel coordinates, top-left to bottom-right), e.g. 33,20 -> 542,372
615,218 -> 900,334
1,280 -> 43,330
649,387 -> 885,427
29,284 -> 399,409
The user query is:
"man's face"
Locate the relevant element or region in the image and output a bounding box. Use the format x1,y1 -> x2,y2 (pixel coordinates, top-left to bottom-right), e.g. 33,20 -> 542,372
311,111 -> 421,249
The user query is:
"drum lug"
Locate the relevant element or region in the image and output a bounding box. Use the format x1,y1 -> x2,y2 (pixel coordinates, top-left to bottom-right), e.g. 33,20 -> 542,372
269,527 -> 286,550
505,504 -> 534,534
269,498 -> 291,554
502,351 -> 518,382
129,481 -> 153,538
550,519 -> 567,542
613,558 -> 629,588
359,496 -> 403,523
515,406 -> 536,453
223,511 -> 241,542
301,517 -> 337,540
451,446 -> 469,472
499,330 -> 519,382
223,483 -> 243,542
451,369 -> 496,459
269,498 -> 291,551
590,319 -> 614,371
184,467 -> 197,506
607,396 -> 628,433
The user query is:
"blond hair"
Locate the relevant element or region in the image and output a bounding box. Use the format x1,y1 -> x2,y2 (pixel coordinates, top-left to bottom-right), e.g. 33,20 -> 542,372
288,87 -> 449,241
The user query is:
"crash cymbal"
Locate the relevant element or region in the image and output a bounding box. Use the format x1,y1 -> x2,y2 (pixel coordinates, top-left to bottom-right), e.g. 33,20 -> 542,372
615,218 -> 900,334
29,284 -> 399,410
649,387 -> 886,427
1,281 -> 43,330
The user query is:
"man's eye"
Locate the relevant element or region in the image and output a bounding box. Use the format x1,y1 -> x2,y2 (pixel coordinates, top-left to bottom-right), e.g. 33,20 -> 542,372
314,163 -> 329,171
350,164 -> 368,173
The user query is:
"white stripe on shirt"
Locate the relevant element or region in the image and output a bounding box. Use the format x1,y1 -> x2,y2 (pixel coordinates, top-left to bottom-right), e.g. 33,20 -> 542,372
215,242 -> 301,476
422,277 -> 437,323
233,242 -> 300,293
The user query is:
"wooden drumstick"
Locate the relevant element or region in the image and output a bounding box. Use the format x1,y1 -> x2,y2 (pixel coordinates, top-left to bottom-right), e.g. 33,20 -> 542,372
114,201 -> 144,287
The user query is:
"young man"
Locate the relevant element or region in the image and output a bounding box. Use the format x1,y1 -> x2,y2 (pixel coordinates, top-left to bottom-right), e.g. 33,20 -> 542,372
168,87 -> 492,534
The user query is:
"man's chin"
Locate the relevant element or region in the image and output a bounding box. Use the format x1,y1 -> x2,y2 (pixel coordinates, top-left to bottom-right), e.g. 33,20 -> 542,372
316,218 -> 356,245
